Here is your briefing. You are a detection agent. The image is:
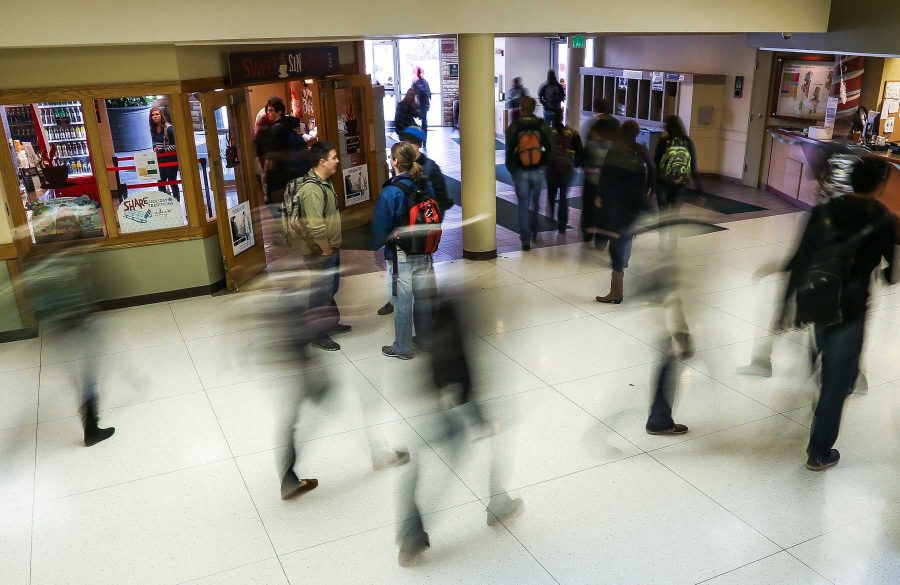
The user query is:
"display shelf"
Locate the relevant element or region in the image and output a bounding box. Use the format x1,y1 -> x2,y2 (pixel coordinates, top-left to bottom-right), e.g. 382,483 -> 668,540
70,172 -> 93,178
49,138 -> 87,144
39,103 -> 80,109
42,122 -> 84,127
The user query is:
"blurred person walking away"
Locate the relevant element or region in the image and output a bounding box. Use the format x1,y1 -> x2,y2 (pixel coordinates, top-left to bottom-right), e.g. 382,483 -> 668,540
505,77 -> 529,123
546,111 -> 584,234
654,115 -> 703,249
264,97 -> 309,207
780,157 -> 896,471
538,69 -> 566,126
373,142 -> 442,360
411,67 -> 432,149
283,142 -> 352,352
505,96 -> 553,251
394,89 -> 419,139
377,127 -> 454,317
595,120 -> 655,304
22,247 -> 114,446
580,102 -> 620,246
396,296 -> 523,566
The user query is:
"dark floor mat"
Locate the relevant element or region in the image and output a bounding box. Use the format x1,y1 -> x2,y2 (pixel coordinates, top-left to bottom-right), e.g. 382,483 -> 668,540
494,164 -> 585,188
567,188 -> 765,215
341,223 -> 377,251
452,137 -> 505,150
445,176 -> 561,233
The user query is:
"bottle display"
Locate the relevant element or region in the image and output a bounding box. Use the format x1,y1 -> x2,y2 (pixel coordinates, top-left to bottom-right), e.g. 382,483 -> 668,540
38,101 -> 91,176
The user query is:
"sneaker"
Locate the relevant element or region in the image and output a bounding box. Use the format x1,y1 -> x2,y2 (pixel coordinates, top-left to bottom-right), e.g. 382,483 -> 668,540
382,345 -> 413,360
806,449 -> 840,471
312,336 -> 341,351
736,359 -> 773,377
646,423 -> 689,435
329,323 -> 352,336
378,301 -> 395,315
487,497 -> 524,526
398,532 -> 430,567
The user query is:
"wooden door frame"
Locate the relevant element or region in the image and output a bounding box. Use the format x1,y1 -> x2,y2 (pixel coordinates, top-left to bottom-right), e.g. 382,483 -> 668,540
199,89 -> 267,291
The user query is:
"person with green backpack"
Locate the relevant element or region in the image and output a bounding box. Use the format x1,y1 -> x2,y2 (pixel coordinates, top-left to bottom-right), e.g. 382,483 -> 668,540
654,116 -> 703,248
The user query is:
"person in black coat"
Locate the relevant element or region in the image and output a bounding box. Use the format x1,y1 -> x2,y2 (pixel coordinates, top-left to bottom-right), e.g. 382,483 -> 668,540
654,115 -> 703,248
411,67 -> 432,148
394,89 -> 419,138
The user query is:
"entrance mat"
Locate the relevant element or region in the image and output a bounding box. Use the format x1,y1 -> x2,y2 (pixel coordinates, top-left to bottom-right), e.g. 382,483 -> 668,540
445,176 -> 562,233
341,223 -> 377,251
452,137 -> 506,150
494,164 -> 585,188
567,189 -> 765,215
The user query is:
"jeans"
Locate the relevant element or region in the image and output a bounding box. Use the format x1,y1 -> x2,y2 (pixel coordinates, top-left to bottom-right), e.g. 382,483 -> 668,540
546,171 -> 572,230
513,168 -> 545,245
161,164 -> 180,201
647,353 -> 679,431
609,234 -> 634,272
303,250 -> 342,341
388,254 -> 435,355
808,316 -> 865,459
420,111 -> 429,147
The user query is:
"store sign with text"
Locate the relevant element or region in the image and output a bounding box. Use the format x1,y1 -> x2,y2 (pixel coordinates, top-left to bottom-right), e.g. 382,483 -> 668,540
228,47 -> 340,85
118,190 -> 184,234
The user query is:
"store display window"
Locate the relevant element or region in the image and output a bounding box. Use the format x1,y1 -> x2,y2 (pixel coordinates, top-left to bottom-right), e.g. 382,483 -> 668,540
95,95 -> 188,234
1,101 -> 106,243
188,93 -> 224,221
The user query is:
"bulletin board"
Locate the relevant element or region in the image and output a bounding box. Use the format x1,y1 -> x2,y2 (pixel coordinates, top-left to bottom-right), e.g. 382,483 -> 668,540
772,59 -> 835,121
879,80 -> 900,141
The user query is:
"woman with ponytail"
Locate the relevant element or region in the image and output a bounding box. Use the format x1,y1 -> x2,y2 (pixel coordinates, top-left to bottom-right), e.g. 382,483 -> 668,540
372,141 -> 438,360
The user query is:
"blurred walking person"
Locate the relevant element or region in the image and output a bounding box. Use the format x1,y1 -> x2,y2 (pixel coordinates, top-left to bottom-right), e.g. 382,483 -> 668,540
394,89 -> 419,139
411,67 -> 432,149
506,77 -> 529,123
546,111 -> 584,234
505,96 -> 553,251
781,157 -> 896,471
654,115 -> 703,249
396,296 -> 523,566
595,120 -> 655,304
538,69 -> 566,126
580,102 -> 620,245
22,246 -> 114,447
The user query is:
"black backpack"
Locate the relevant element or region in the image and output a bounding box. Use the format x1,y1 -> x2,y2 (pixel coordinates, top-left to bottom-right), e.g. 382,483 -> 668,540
794,205 -> 883,327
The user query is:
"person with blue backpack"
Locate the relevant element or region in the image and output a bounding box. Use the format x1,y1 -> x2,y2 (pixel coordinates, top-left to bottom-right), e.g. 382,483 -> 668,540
373,142 -> 443,360
654,115 -> 703,249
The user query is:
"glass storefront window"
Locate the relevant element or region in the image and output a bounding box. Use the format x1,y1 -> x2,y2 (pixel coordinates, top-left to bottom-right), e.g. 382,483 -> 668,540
188,93 -> 218,220
1,101 -> 106,243
96,96 -> 188,234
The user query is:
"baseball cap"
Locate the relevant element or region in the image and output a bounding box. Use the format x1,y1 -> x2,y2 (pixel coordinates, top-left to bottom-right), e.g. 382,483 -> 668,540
400,126 -> 425,144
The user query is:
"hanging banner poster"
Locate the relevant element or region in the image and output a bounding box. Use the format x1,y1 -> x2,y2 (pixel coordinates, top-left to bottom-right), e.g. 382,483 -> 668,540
228,201 -> 255,256
343,164 -> 369,206
133,150 -> 160,182
117,190 -> 183,234
651,72 -> 664,92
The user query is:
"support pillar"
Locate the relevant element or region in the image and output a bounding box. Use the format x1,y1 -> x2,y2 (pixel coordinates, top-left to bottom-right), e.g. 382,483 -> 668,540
565,41 -> 585,129
458,33 -> 497,260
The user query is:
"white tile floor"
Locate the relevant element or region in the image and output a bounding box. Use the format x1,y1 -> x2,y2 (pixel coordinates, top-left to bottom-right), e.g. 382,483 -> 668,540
2,211 -> 900,584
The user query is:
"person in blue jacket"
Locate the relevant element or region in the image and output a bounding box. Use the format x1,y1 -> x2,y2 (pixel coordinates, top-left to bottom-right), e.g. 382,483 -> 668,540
372,141 -> 438,359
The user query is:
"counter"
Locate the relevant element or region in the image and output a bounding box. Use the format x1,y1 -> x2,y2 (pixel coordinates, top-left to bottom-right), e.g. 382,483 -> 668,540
766,128 -> 900,217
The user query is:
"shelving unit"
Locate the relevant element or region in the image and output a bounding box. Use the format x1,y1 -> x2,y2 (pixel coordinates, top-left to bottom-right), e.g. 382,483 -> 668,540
580,67 -> 699,127
38,101 -> 92,176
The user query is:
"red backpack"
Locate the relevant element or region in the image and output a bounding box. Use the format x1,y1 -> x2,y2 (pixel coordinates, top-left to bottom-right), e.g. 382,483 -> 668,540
516,129 -> 543,167
391,178 -> 442,255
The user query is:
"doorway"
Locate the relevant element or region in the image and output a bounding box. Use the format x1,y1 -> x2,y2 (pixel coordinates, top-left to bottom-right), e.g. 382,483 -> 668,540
364,39 -> 443,134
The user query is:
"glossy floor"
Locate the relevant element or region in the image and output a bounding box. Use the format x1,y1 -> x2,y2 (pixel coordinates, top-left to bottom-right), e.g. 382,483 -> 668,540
3,216 -> 900,583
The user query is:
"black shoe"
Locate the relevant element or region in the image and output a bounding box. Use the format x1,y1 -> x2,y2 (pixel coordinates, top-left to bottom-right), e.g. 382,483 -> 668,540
329,323 -> 352,336
382,345 -> 413,360
646,423 -> 689,435
281,472 -> 319,500
558,229 -> 566,235
523,244 -> 532,251
378,302 -> 395,315
806,449 -> 841,471
312,337 -> 341,351
84,425 -> 116,447
80,397 -> 115,447
412,336 -> 432,352
398,532 -> 430,567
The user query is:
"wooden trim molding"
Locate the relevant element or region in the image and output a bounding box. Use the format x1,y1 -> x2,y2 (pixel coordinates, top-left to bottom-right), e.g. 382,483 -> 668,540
23,226 -> 214,258
0,81 -> 182,105
0,243 -> 17,260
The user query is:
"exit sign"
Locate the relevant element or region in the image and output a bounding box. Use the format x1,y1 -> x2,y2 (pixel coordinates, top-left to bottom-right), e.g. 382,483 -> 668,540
570,35 -> 586,48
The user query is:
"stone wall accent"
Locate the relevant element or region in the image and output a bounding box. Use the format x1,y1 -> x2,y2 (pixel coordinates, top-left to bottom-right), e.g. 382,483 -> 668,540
440,37 -> 459,127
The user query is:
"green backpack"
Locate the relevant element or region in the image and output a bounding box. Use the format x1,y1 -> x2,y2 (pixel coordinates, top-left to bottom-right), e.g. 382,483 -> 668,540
660,137 -> 692,186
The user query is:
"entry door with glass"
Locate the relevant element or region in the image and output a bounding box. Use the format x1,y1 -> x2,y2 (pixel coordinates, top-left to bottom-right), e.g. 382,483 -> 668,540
200,90 -> 267,290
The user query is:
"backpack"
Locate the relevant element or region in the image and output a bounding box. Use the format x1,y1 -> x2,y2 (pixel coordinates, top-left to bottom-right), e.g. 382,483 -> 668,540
516,129 -> 543,167
390,178 -> 443,255
794,205 -> 883,327
660,137 -> 692,186
282,176 -> 329,248
550,127 -> 576,174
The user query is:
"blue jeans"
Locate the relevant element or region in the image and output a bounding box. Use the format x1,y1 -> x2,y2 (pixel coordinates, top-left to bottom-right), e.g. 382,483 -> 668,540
808,316 -> 865,460
609,234 -> 634,272
388,254 -> 435,355
513,168 -> 545,245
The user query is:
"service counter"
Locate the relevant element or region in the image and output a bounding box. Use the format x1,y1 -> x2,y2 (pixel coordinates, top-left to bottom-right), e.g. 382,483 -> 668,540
766,128 -> 900,218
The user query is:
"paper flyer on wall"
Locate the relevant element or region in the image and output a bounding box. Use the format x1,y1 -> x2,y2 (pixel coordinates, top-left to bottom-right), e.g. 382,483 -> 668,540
132,150 -> 160,184
343,164 -> 369,206
228,201 -> 255,256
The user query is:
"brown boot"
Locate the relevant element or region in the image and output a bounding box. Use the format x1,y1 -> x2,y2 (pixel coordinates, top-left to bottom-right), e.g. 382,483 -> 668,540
596,270 -> 624,304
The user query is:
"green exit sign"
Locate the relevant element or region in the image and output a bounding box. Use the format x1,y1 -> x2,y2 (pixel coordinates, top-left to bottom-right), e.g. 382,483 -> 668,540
570,35 -> 586,48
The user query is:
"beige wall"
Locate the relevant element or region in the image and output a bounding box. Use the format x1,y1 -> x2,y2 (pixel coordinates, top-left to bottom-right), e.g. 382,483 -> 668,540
596,34 -> 758,179
0,262 -> 24,333
878,58 -> 900,103
0,178 -> 13,245
1,0 -> 830,49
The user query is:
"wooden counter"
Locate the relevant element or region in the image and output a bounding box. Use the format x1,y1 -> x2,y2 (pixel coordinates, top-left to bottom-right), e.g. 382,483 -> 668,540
766,128 -> 900,217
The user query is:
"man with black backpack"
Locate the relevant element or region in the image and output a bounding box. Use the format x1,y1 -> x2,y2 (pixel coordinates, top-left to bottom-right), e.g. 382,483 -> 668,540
782,157 -> 896,471
372,142 -> 442,359
505,96 -> 553,251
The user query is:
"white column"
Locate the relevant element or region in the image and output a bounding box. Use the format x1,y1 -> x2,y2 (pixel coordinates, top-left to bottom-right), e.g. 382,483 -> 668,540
565,40 -> 586,129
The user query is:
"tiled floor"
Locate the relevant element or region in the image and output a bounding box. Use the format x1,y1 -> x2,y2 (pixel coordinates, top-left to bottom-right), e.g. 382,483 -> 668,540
3,201 -> 900,583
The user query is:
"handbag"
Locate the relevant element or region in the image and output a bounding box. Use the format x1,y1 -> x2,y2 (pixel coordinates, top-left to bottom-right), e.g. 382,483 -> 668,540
225,130 -> 239,168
